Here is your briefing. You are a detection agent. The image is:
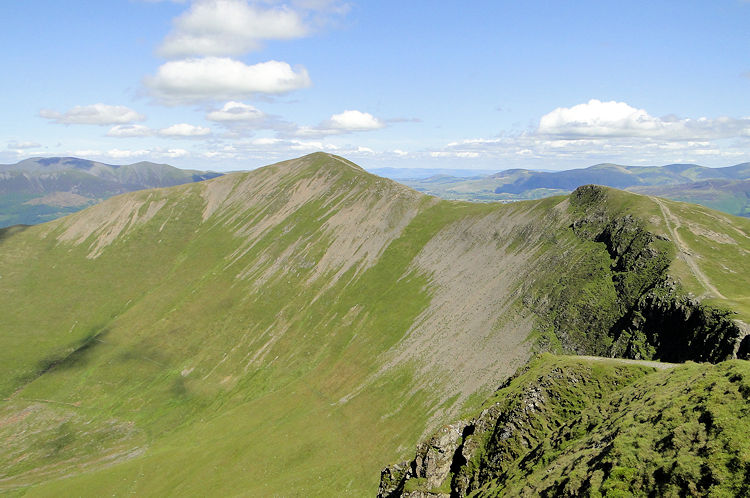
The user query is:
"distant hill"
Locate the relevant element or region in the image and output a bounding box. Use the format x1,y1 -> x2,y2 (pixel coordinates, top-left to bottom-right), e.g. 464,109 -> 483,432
630,178 -> 750,217
399,162 -> 750,216
0,157 -> 222,227
370,167 -> 496,180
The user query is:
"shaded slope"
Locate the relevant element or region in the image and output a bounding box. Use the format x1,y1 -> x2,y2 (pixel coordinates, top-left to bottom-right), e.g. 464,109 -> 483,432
0,153 -> 748,495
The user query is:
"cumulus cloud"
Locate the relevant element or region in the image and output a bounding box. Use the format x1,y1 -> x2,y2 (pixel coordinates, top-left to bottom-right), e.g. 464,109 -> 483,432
200,135 -> 341,159
294,110 -> 385,137
429,151 -> 480,159
67,147 -> 193,163
539,100 -> 661,138
107,124 -> 153,137
250,137 -> 282,146
106,148 -> 151,159
207,101 -> 265,122
159,148 -> 190,158
145,57 -> 311,104
423,100 -> 750,168
538,99 -> 750,141
159,0 -> 308,58
327,110 -> 385,131
107,123 -> 213,139
40,104 -> 145,125
158,123 -> 212,137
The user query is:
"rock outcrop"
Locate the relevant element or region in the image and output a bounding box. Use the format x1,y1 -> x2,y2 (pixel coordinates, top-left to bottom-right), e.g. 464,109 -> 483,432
532,185 -> 747,363
380,354 -> 750,497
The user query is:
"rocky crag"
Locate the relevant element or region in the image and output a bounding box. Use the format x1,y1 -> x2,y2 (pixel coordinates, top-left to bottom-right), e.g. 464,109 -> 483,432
524,185 -> 747,363
379,355 -> 750,497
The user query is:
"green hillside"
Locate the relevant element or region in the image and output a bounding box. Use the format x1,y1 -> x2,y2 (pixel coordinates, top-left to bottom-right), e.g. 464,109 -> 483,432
630,178 -> 750,218
380,354 -> 750,497
0,157 -> 221,227
0,153 -> 748,495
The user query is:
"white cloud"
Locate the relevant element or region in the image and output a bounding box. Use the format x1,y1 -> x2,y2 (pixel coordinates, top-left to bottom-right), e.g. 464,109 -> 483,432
422,100 -> 750,168
107,123 -> 213,138
158,148 -> 190,158
429,151 -> 480,159
158,123 -> 212,137
538,99 -> 750,140
72,150 -> 103,157
106,148 -> 151,159
289,140 -> 339,151
327,110 -> 385,131
207,101 -> 264,122
250,137 -> 282,145
68,147 -> 192,162
159,0 -> 308,57
40,104 -> 145,125
294,109 -> 385,137
539,100 -> 662,138
145,57 -> 311,103
107,124 -> 153,137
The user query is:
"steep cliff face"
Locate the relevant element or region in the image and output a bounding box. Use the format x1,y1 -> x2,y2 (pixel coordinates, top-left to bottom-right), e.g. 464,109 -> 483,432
527,185 -> 748,363
380,355 -> 750,497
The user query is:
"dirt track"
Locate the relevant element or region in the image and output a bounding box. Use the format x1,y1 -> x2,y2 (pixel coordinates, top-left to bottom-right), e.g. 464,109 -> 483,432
653,197 -> 726,300
572,355 -> 678,370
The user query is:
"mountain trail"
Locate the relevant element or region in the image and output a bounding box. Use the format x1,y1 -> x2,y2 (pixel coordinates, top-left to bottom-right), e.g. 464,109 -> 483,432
653,197 -> 726,300
571,355 -> 678,370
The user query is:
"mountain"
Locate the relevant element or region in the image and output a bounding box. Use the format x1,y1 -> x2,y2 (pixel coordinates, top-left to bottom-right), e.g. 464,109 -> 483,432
0,156 -> 222,227
0,153 -> 748,495
400,162 -> 750,217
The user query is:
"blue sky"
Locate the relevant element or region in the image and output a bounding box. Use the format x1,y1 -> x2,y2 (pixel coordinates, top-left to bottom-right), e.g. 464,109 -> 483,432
1,0 -> 749,171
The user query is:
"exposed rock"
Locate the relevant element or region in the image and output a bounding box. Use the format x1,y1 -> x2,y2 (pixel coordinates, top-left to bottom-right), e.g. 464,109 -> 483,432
539,185 -> 744,364
415,422 -> 468,489
378,461 -> 411,498
378,422 -> 469,497
736,321 -> 750,360
380,355 -> 750,497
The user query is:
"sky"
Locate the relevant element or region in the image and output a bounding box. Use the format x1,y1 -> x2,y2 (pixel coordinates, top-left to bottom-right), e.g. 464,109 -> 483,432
1,0 -> 750,172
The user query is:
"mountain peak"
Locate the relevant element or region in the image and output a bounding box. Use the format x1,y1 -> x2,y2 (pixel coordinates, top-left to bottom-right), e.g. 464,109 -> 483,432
271,151 -> 366,174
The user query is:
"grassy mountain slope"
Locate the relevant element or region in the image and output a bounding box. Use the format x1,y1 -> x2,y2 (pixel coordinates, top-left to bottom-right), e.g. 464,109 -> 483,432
400,162 -> 750,217
0,157 -> 221,227
0,153 -> 748,495
381,354 -> 750,497
630,178 -> 750,218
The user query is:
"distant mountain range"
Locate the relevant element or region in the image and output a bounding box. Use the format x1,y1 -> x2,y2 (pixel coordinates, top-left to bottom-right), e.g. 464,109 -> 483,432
4,158 -> 750,228
397,162 -> 750,217
0,157 -> 222,227
369,167 -> 498,179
